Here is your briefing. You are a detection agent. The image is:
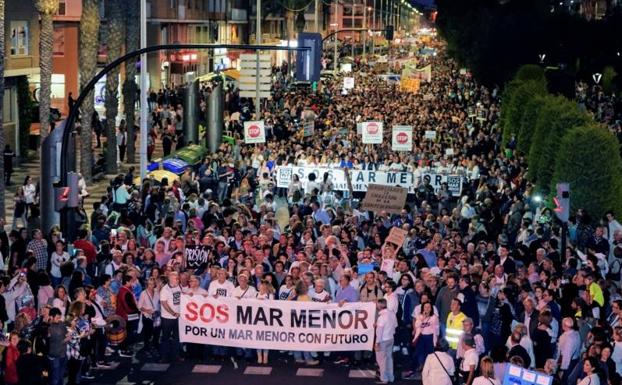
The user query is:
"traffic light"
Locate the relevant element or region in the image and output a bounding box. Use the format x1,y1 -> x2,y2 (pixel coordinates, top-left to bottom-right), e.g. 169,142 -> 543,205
54,186 -> 70,211
385,25 -> 394,41
553,182 -> 570,223
54,172 -> 79,211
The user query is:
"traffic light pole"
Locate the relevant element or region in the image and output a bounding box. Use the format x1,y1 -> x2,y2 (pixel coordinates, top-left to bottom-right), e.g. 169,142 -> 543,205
57,43 -> 309,241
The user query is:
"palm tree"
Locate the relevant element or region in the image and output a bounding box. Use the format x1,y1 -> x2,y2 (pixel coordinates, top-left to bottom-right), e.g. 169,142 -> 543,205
79,0 -> 100,182
0,0 -> 6,220
104,0 -> 124,174
122,0 -> 139,163
35,0 -> 59,141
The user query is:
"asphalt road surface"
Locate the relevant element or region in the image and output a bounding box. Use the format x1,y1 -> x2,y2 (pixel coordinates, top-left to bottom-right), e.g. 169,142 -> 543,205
89,349 -> 418,385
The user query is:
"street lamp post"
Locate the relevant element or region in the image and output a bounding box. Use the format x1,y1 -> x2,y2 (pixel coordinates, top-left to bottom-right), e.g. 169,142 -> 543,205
372,0 -> 375,56
256,0 -> 261,118
139,0 -> 148,182
363,3 -> 367,60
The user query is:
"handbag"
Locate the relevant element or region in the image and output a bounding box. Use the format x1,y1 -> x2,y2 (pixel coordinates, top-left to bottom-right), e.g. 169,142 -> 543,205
146,292 -> 161,328
434,352 -> 458,385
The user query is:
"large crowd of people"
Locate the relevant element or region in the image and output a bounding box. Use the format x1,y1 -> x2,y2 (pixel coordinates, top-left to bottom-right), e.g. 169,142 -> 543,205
1,32 -> 622,385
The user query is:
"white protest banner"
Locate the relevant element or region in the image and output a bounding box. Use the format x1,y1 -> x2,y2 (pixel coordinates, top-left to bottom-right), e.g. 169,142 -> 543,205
361,184 -> 408,214
244,121 -> 265,144
185,246 -> 211,268
303,120 -> 315,137
362,121 -> 383,144
425,130 -> 436,140
275,166 -> 465,197
179,296 -> 376,352
392,125 -> 413,151
421,173 -> 463,197
276,167 -> 416,193
343,77 -> 355,89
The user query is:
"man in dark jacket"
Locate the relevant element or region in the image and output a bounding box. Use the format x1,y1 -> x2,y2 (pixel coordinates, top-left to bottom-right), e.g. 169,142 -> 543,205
47,307 -> 68,385
16,339 -> 48,385
459,275 -> 480,327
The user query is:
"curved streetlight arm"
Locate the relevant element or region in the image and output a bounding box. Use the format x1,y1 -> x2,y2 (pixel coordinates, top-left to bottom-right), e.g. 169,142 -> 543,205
61,43 -> 310,185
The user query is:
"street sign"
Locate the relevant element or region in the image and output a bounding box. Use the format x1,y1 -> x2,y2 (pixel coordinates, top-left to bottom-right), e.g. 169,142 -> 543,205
239,54 -> 272,99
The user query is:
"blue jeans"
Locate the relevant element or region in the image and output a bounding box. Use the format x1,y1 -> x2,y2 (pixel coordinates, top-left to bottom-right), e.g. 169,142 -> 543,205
49,356 -> 67,385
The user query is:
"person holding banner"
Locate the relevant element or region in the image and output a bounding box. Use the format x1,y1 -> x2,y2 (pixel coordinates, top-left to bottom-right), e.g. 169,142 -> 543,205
255,280 -> 275,364
159,271 -> 182,363
291,281 -> 319,366
375,298 -> 398,384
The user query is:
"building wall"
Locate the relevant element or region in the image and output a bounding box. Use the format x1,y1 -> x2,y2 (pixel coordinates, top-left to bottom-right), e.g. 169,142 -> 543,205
5,0 -> 40,77
52,22 -> 80,115
4,1 -> 40,159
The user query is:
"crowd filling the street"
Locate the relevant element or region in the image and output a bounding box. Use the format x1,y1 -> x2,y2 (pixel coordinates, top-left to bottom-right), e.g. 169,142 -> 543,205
2,28 -> 622,385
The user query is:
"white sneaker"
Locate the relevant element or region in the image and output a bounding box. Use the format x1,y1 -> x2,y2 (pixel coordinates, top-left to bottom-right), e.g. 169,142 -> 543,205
392,346 -> 400,353
323,352 -> 330,357
401,347 -> 409,355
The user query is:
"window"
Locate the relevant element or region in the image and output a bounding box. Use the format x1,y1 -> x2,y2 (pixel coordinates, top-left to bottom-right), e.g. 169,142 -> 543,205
57,0 -> 66,15
9,21 -> 29,56
53,25 -> 65,56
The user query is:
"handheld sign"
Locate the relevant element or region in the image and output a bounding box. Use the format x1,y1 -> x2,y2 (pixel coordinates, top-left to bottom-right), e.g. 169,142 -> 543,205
303,120 -> 315,137
343,77 -> 355,89
185,245 -> 211,269
385,227 -> 408,248
244,121 -> 266,144
392,125 -> 413,151
362,121 -> 383,144
361,184 -> 407,214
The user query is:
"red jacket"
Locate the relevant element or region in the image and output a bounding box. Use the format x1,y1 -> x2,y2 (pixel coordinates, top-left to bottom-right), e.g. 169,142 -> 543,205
73,239 -> 97,264
4,344 -> 19,385
115,286 -> 139,320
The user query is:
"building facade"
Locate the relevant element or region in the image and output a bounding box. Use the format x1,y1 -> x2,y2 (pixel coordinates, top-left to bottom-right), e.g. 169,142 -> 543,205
4,0 -> 40,159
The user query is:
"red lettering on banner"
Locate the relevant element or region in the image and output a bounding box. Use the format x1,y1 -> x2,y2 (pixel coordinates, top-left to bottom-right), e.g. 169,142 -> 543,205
185,302 -> 199,321
184,302 -> 229,323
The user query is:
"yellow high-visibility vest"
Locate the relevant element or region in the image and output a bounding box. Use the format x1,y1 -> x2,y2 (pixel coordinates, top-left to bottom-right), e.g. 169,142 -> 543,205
446,311 -> 466,349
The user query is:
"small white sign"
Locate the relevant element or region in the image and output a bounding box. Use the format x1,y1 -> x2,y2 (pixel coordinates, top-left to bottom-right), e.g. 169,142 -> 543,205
424,130 -> 436,140
303,121 -> 315,137
244,121 -> 266,144
361,121 -> 383,144
392,125 -> 413,151
445,148 -> 455,156
343,77 -> 355,89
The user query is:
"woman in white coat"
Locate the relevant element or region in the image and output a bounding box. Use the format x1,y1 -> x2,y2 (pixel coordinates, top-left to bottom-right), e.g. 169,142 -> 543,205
422,341 -> 455,385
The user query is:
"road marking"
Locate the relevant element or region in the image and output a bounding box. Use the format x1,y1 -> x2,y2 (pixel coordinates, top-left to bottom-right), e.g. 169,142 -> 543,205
348,369 -> 376,379
96,362 -> 120,370
141,363 -> 170,372
244,366 -> 273,375
192,365 -> 222,374
296,368 -> 324,377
